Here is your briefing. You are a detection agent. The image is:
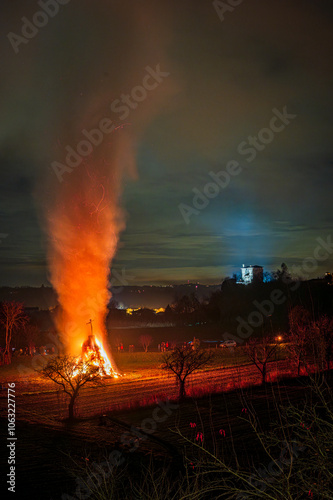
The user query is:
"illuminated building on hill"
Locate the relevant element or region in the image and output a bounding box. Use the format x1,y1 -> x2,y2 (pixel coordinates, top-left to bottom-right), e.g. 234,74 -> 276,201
237,265 -> 263,285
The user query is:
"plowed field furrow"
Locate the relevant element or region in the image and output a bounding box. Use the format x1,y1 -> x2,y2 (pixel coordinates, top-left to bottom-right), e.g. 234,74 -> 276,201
1,360 -> 294,423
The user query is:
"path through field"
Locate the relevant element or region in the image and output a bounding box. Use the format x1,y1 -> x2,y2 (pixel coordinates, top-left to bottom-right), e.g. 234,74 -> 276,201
0,359 -> 293,423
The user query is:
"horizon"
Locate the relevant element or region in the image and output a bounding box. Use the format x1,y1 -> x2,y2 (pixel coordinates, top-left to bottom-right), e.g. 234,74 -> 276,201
0,267 -> 330,290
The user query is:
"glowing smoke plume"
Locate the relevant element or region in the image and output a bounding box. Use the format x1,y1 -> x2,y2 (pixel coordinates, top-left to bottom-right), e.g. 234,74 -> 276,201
40,1 -> 177,359
47,142 -> 128,356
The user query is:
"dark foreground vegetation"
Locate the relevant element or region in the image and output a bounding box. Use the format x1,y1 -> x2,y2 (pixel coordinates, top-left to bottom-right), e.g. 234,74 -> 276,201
70,372 -> 333,500
0,369 -> 332,499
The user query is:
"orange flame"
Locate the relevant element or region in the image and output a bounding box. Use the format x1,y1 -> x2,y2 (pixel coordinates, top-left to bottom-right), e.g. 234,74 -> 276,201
46,151 -> 129,375
80,333 -> 119,377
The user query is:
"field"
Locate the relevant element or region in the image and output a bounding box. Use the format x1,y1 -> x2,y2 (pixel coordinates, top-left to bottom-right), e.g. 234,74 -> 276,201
0,347 -> 327,499
107,324 -> 241,349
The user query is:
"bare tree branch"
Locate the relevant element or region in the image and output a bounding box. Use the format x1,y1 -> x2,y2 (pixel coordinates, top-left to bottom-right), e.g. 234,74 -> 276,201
139,334 -> 153,353
38,355 -> 103,420
245,337 -> 278,384
0,301 -> 28,364
162,347 -> 213,400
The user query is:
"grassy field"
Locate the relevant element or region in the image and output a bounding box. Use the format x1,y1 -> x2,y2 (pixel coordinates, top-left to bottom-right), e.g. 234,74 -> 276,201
108,324 -> 236,349
113,344 -> 288,373
0,343 -> 289,382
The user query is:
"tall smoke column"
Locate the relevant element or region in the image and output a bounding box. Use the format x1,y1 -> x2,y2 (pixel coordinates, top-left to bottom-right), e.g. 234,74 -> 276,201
40,1 -> 177,359
47,136 -> 129,357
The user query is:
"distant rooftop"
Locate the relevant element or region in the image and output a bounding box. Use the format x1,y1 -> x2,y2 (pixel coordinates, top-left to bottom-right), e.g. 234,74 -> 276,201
242,264 -> 263,268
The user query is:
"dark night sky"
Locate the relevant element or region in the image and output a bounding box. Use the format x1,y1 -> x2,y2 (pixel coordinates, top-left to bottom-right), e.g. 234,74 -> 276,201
0,0 -> 333,286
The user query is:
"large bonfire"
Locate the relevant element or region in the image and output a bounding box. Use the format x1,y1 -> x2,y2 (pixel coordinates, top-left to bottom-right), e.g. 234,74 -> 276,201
80,320 -> 118,377
46,153 -> 126,377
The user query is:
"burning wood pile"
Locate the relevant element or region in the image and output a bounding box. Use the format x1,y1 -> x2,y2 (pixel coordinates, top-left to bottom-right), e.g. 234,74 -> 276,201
80,320 -> 119,378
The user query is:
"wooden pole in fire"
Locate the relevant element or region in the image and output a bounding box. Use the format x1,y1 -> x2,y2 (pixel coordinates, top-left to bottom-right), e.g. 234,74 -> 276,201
87,318 -> 94,335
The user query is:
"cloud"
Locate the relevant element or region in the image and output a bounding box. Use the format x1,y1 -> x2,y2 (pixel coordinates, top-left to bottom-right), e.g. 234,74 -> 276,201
0,0 -> 332,285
